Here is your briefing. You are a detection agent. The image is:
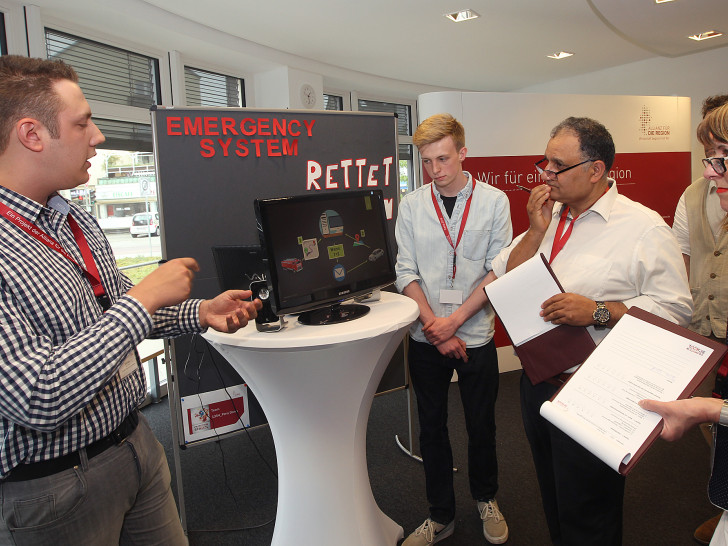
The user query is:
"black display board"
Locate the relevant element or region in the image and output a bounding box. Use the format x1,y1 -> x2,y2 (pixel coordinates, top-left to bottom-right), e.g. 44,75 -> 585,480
151,107 -> 402,445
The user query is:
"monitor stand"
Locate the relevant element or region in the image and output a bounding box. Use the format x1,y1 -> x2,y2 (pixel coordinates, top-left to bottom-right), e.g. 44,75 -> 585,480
297,303 -> 370,326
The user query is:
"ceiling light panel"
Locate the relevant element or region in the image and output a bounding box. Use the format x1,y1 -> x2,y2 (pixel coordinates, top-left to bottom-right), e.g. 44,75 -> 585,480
444,9 -> 480,23
547,52 -> 574,59
688,30 -> 723,41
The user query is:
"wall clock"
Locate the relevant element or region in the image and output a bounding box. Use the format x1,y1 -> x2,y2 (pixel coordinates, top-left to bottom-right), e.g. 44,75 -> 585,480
300,83 -> 316,109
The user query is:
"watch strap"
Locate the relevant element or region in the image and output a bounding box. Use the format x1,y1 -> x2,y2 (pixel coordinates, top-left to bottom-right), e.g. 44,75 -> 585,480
719,399 -> 728,427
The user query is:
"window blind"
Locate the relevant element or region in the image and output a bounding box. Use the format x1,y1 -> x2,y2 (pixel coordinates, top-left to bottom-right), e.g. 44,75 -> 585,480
45,28 -> 160,109
184,66 -> 244,107
357,99 -> 412,136
323,94 -> 343,111
94,118 -> 153,152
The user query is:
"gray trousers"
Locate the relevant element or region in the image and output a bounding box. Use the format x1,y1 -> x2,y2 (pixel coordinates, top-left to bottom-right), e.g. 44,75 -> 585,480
0,413 -> 187,545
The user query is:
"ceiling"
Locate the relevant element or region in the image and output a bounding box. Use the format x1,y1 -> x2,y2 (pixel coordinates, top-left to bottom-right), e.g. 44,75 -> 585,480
32,0 -> 728,93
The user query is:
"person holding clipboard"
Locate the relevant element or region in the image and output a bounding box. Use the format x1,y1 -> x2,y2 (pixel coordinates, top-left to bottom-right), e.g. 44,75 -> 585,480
490,117 -> 692,545
642,102 -> 728,546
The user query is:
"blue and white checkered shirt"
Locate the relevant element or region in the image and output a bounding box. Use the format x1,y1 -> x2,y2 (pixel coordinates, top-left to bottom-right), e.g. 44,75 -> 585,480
0,185 -> 202,477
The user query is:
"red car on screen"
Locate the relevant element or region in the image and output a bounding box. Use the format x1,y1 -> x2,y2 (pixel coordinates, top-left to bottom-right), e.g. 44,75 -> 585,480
281,258 -> 303,272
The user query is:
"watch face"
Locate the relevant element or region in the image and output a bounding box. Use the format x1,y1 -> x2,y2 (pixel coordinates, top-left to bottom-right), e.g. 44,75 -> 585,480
593,307 -> 610,324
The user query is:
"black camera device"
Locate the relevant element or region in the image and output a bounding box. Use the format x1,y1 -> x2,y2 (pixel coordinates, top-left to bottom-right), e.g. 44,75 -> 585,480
250,280 -> 285,332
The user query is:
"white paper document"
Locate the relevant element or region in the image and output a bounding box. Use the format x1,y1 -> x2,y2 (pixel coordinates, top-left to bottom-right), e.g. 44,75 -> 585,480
485,254 -> 561,346
540,313 -> 714,473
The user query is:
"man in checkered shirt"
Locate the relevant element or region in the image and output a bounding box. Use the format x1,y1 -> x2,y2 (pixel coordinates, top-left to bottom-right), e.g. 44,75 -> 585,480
0,55 -> 262,545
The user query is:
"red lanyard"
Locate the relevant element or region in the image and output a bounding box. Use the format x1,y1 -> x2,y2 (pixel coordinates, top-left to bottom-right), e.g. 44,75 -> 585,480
548,187 -> 610,264
0,202 -> 111,310
431,183 -> 474,281
549,206 -> 577,264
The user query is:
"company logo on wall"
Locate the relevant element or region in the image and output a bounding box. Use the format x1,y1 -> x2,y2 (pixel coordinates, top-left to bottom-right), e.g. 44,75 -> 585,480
639,106 -> 671,141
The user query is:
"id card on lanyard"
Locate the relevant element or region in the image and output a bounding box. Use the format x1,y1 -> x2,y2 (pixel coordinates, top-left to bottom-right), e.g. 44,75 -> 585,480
431,183 -> 473,304
0,202 -> 112,311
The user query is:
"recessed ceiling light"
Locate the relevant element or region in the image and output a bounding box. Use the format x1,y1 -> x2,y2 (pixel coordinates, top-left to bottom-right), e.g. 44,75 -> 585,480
444,9 -> 480,23
689,30 -> 723,41
655,0 -> 675,4
547,52 -> 574,60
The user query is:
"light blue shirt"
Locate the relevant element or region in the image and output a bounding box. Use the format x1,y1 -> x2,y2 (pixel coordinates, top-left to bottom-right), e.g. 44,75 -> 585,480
395,173 -> 512,347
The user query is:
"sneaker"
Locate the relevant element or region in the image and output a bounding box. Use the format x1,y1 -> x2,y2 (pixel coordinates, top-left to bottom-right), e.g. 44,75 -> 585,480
478,499 -> 509,544
402,518 -> 455,545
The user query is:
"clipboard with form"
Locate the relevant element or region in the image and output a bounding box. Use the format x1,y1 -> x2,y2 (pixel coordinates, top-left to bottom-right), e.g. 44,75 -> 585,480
540,307 -> 727,475
484,253 -> 596,385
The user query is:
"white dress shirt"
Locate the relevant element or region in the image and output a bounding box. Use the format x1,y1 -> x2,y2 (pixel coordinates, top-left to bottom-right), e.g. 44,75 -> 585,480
491,181 -> 692,346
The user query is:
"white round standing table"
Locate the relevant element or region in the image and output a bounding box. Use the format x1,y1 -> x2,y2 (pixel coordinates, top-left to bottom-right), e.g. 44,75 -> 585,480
202,291 -> 418,546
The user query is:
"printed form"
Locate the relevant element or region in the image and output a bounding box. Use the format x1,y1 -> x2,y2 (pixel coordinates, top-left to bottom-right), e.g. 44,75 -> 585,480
485,254 -> 560,346
541,313 -> 715,473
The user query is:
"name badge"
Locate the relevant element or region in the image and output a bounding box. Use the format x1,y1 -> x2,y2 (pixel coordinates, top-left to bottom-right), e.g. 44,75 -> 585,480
119,351 -> 139,380
440,289 -> 463,305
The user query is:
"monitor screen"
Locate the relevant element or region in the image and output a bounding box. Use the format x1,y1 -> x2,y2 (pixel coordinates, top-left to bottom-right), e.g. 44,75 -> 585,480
210,245 -> 266,292
254,189 -> 395,324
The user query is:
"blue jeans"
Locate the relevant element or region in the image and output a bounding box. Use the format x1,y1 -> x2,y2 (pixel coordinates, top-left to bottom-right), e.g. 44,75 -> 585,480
408,338 -> 500,525
0,413 -> 186,546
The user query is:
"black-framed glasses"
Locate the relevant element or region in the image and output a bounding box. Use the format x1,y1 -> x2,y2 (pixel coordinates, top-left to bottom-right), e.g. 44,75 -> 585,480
702,156 -> 728,175
535,157 -> 595,180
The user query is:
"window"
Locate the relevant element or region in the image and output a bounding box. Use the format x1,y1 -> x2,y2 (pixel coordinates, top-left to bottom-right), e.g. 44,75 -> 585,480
0,12 -> 7,56
357,98 -> 416,196
324,93 -> 344,111
399,144 -> 415,200
43,30 -> 160,255
90,149 -> 158,233
184,66 -> 245,107
45,28 -> 161,109
357,99 -> 412,138
94,118 -> 153,152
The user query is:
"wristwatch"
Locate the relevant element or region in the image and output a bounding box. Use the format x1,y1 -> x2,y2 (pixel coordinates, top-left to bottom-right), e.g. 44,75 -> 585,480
593,301 -> 610,328
719,400 -> 728,427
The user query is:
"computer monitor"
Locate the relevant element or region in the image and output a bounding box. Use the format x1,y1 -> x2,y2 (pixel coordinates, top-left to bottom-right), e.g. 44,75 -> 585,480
210,245 -> 266,292
254,189 -> 395,325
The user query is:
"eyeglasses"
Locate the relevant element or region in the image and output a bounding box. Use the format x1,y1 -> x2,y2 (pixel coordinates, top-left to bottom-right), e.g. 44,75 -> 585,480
535,157 -> 595,180
702,156 -> 728,175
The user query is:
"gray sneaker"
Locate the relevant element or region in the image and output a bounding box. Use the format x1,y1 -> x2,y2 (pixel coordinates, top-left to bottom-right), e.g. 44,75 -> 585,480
402,518 -> 455,545
478,499 -> 508,544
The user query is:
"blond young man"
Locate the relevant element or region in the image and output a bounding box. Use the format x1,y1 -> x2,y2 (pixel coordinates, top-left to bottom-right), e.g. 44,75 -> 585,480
396,113 -> 512,545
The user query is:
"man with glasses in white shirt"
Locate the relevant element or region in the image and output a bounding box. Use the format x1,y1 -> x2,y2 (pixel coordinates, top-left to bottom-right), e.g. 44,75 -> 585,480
491,116 -> 692,545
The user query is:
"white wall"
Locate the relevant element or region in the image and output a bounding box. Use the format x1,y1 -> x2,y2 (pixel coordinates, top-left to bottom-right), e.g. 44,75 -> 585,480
516,47 -> 728,181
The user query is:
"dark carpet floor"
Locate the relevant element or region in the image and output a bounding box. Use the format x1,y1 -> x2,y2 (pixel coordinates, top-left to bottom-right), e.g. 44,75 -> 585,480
141,370 -> 717,545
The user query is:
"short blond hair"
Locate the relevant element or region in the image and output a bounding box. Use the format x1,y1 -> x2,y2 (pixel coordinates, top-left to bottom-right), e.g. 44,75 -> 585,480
413,113 -> 465,151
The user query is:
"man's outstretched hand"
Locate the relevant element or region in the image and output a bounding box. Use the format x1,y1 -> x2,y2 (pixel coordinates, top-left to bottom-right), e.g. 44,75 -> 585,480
199,290 -> 263,333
